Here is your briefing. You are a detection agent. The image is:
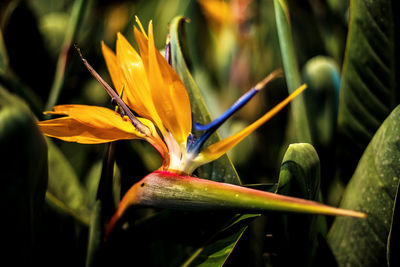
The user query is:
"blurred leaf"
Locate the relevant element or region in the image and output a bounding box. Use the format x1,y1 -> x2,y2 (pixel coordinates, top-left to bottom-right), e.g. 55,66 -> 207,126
336,0 -> 397,182
0,86 -> 48,264
45,0 -> 89,111
106,210 -> 246,267
2,0 -> 54,102
86,200 -> 103,267
47,138 -> 90,221
273,0 -> 311,143
270,143 -> 328,267
387,180 -> 400,266
39,12 -> 70,58
302,56 -> 341,195
97,142 -> 117,220
35,191 -> 89,267
328,105 -> 400,267
0,29 -> 8,74
169,16 -> 240,185
45,191 -> 90,226
0,73 -> 44,116
302,56 -> 340,148
182,214 -> 260,267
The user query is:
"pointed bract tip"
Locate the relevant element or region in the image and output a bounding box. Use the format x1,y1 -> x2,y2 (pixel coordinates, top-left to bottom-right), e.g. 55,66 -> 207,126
135,16 -> 148,38
254,69 -> 283,90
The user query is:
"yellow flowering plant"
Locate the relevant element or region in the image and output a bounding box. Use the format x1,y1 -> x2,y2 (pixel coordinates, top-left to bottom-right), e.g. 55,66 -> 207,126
37,17 -> 364,242
1,0 -> 398,265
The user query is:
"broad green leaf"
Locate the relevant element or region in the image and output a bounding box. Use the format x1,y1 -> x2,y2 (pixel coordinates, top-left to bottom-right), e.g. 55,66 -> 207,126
336,0 -> 397,182
47,138 -> 90,221
169,16 -> 240,185
273,0 -> 311,143
0,87 -> 48,265
328,105 -> 400,267
387,180 -> 400,266
269,143 -> 328,266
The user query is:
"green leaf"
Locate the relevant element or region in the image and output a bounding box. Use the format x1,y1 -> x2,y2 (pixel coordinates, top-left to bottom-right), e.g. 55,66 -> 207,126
336,0 -> 397,182
86,200 -> 103,267
328,105 -> 400,267
387,180 -> 400,266
47,138 -> 90,221
302,56 -> 340,149
2,1 -> 54,102
45,0 -> 89,111
270,143 -> 328,266
169,16 -> 240,185
0,29 -> 8,74
36,191 -> 89,266
273,0 -> 312,143
106,210 -> 249,267
181,214 -> 260,267
0,87 -> 48,264
97,142 -> 117,220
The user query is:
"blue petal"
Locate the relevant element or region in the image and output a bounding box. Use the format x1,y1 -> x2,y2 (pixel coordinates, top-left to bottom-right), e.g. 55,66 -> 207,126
189,87 -> 260,154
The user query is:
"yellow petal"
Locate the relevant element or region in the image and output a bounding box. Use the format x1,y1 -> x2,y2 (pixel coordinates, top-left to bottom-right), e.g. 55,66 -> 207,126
115,34 -> 156,120
135,15 -> 148,38
133,26 -> 149,68
101,41 -> 124,97
38,105 -> 146,144
146,21 -> 192,146
198,84 -> 307,164
198,0 -> 233,27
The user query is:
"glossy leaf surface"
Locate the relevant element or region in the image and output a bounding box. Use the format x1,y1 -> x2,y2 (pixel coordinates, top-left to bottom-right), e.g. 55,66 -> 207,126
336,0 -> 397,182
328,105 -> 400,267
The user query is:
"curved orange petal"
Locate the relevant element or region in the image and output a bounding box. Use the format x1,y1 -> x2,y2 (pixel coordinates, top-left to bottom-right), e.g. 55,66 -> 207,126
197,84 -> 307,165
146,21 -> 192,146
38,105 -> 146,144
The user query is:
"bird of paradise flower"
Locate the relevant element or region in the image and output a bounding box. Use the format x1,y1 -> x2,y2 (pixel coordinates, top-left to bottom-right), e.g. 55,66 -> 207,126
38,17 -> 365,238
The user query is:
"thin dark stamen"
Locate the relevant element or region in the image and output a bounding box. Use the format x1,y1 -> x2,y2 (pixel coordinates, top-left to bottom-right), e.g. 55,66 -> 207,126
74,44 -> 151,137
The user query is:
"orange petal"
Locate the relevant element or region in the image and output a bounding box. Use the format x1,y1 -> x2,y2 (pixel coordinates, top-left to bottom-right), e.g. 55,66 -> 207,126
101,42 -> 124,97
197,84 -> 307,164
146,21 -> 192,146
38,105 -> 146,144
115,33 -> 166,134
133,26 -> 149,69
